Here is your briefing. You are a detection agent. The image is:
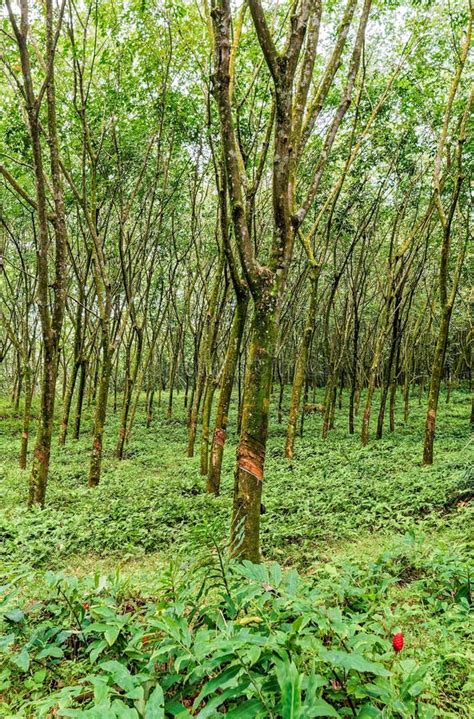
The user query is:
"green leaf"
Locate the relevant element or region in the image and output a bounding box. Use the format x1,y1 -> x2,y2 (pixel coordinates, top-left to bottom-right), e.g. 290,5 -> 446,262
192,664 -> 241,708
275,658 -> 302,718
111,700 -> 139,718
164,701 -> 193,718
37,645 -> 64,659
356,705 -> 383,718
303,698 -> 340,717
407,680 -> 425,697
145,684 -> 164,719
321,650 -> 390,677
105,625 -> 121,646
99,660 -> 135,693
225,699 -> 265,718
4,608 -> 24,623
90,639 -> 108,663
11,648 -> 30,672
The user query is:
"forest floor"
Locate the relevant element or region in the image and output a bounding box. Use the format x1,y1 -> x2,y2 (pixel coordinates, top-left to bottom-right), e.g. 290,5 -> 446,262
0,388 -> 472,718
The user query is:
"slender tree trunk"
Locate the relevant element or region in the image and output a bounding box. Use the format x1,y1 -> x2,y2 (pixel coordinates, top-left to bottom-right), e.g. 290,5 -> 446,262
322,370 -> 336,439
187,364 -> 206,457
389,341 -> 401,432
116,329 -> 143,459
276,360 -> 284,424
300,375 -> 309,438
285,270 -> 318,458
89,335 -> 112,486
376,296 -> 401,439
200,378 -> 217,476
13,355 -> 22,411
58,361 -> 79,446
167,340 -> 178,419
146,387 -> 155,428
423,309 -> 451,464
19,364 -> 32,470
90,356 -> 99,406
208,295 -> 248,494
349,313 -> 360,434
73,359 -> 87,440
361,340 -> 384,446
29,347 -> 59,506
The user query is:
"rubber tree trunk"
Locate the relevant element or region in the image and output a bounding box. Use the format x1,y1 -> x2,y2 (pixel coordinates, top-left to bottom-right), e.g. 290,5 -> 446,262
207,295 -> 248,494
188,258 -> 224,456
276,361 -> 284,424
403,359 -> 411,424
116,328 -> 143,459
73,359 -> 87,439
322,370 -> 337,439
361,330 -> 385,446
19,364 -> 33,470
187,364 -> 206,457
199,378 -> 217,476
422,308 -> 451,465
28,347 -> 59,507
348,312 -> 360,434
58,361 -> 79,446
13,353 -> 22,411
146,387 -> 155,428
230,299 -> 276,563
285,269 -> 318,458
89,336 -> 112,487
300,376 -> 309,438
59,298 -> 84,445
376,296 -> 401,439
389,341 -> 401,432
167,329 -> 182,419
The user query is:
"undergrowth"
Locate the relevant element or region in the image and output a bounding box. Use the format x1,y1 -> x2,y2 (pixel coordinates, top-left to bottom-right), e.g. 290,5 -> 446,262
0,388 -> 472,717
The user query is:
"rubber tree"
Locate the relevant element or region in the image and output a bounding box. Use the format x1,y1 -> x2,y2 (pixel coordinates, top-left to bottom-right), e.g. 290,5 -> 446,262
5,0 -> 68,506
207,164 -> 249,494
211,0 -> 372,560
423,14 -> 473,464
0,230 -> 37,469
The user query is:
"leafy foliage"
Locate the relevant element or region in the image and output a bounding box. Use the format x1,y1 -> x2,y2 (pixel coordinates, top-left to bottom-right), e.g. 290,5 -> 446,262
0,390 -> 472,716
1,535 -> 471,718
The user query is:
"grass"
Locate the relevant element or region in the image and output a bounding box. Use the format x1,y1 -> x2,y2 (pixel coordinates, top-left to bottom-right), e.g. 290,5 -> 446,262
0,386 -> 472,716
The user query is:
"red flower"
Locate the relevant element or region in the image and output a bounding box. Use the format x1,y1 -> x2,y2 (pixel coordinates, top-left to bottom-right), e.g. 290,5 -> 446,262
392,632 -> 404,652
142,635 -> 151,645
83,602 -> 90,610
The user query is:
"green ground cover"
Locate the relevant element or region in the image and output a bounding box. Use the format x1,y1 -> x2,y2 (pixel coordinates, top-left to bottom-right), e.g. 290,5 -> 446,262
0,389 -> 472,718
